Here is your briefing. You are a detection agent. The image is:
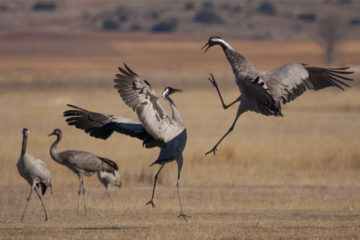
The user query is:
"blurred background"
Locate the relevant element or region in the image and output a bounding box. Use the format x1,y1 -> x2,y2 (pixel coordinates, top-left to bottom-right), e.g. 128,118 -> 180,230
0,0 -> 359,87
0,1 -> 360,238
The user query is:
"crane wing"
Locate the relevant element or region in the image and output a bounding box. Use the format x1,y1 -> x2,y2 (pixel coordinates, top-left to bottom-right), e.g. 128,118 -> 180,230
264,63 -> 353,104
60,151 -> 117,174
64,104 -> 152,141
245,76 -> 283,116
114,64 -> 179,143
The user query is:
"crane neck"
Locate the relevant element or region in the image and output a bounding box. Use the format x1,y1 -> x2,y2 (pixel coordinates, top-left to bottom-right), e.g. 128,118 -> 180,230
50,134 -> 63,164
164,94 -> 184,126
223,47 -> 256,73
21,134 -> 28,156
213,38 -> 233,51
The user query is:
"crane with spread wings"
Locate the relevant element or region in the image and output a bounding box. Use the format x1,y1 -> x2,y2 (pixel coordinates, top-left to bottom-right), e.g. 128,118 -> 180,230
63,64 -> 189,220
202,36 -> 354,155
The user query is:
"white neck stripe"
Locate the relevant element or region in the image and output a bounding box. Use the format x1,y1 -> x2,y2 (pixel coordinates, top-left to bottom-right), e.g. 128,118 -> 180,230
213,39 -> 232,49
162,88 -> 169,98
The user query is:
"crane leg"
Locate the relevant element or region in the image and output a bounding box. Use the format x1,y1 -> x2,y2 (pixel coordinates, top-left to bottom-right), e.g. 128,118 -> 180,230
34,187 -> 48,221
20,185 -> 34,222
77,175 -> 82,216
146,164 -> 165,208
82,178 -> 87,216
208,73 -> 240,109
106,186 -> 112,200
206,104 -> 247,156
176,175 -> 190,221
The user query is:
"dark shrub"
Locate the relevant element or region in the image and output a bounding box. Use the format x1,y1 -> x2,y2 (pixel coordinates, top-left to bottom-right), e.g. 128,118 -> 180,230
151,18 -> 178,33
115,6 -> 130,22
194,10 -> 223,24
297,13 -> 317,22
150,11 -> 158,20
32,2 -> 56,11
350,18 -> 360,26
257,1 -> 276,15
184,2 -> 194,10
0,5 -> 9,11
232,5 -> 242,13
102,20 -> 119,31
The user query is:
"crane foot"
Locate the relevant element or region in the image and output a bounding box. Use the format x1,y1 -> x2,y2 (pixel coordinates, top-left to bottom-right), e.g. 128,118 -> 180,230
177,213 -> 191,222
208,73 -> 218,88
205,146 -> 217,156
145,200 -> 156,208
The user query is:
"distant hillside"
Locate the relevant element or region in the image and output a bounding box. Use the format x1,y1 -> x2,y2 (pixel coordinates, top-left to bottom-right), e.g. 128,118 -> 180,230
0,0 -> 359,41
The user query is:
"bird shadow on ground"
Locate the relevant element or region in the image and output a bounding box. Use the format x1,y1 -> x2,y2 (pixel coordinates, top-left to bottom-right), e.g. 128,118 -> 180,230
70,225 -> 151,231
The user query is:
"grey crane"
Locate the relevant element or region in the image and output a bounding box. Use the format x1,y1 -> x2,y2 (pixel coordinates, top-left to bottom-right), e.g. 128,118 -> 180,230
202,36 -> 354,155
48,128 -> 118,215
63,64 -> 189,220
97,170 -> 122,199
17,128 -> 52,222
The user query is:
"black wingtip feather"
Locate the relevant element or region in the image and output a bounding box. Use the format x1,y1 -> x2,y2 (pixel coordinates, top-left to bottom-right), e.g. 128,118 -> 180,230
98,157 -> 119,171
123,63 -> 136,75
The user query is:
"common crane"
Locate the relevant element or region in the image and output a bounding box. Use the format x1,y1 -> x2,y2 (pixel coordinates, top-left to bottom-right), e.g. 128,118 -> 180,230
63,64 -> 189,220
97,170 -> 122,199
17,128 -> 52,222
48,128 -> 118,215
202,36 -> 354,155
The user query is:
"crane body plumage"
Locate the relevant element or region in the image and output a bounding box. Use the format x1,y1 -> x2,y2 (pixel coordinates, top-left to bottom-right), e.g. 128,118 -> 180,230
49,128 -> 118,215
17,128 -> 52,222
63,64 -> 189,220
203,36 -> 354,155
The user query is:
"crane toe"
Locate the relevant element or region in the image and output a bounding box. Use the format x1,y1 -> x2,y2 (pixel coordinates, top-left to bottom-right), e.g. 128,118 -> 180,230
177,213 -> 191,222
205,146 -> 217,156
145,200 -> 156,208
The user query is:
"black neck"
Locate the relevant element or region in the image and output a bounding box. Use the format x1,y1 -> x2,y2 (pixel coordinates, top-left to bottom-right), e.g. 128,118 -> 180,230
51,134 -> 61,150
50,134 -> 62,163
165,94 -> 175,107
21,134 -> 27,155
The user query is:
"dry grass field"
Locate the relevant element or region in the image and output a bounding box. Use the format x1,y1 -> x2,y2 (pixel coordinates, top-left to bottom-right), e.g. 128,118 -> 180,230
0,33 -> 360,239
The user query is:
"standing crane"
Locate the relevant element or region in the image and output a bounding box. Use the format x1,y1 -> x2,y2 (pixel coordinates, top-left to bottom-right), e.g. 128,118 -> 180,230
48,128 -> 118,216
202,36 -> 354,155
97,170 -> 122,199
63,63 -> 189,220
17,128 -> 52,222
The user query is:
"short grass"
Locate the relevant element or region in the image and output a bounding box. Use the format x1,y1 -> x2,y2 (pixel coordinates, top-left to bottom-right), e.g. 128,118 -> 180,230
0,34 -> 359,239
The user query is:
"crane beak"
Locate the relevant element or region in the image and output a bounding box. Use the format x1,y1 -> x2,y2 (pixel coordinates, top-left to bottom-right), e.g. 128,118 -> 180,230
171,88 -> 183,93
201,42 -> 210,52
48,132 -> 54,136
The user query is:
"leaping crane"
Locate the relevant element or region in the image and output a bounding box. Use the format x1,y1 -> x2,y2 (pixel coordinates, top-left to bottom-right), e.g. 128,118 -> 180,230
202,36 -> 354,155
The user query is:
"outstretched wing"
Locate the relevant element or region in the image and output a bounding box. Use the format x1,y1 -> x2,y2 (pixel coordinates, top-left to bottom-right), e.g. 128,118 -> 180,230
264,63 -> 353,104
63,104 -> 153,142
114,64 -> 180,143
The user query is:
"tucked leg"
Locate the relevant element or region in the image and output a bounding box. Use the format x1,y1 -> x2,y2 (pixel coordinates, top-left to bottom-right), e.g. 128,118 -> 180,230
146,164 -> 165,208
206,103 -> 247,156
208,73 -> 240,109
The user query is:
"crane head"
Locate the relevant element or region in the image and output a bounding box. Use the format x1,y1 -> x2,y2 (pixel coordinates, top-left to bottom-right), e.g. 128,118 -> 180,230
22,128 -> 29,137
202,35 -> 222,52
48,128 -> 62,137
162,87 -> 183,98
